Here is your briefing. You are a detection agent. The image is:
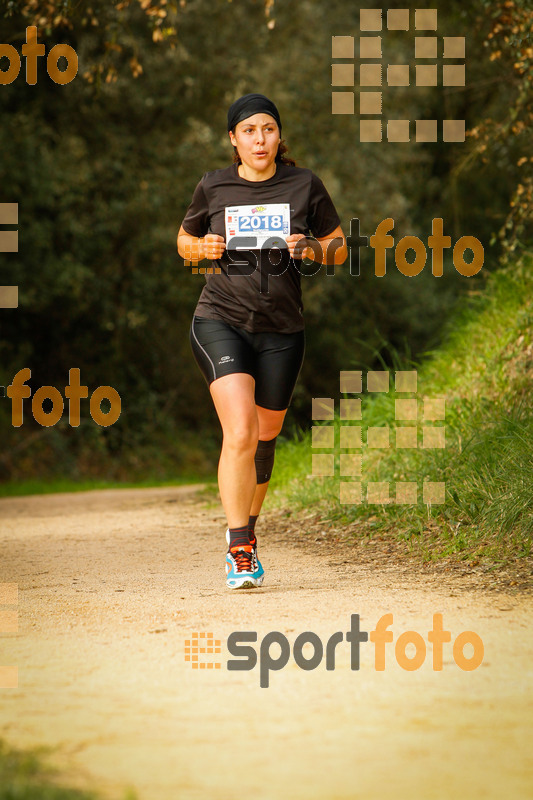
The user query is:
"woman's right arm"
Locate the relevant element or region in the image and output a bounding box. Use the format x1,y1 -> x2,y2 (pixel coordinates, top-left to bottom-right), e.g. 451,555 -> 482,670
177,225 -> 226,264
177,225 -> 205,263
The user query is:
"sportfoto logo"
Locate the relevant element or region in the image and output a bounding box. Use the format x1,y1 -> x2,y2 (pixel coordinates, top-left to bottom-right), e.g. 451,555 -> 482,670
184,217 -> 483,278
346,217 -> 483,277
0,26 -> 78,85
5,368 -> 121,427
331,8 -> 466,143
312,369 -> 447,506
0,203 -> 19,308
185,614 -> 484,688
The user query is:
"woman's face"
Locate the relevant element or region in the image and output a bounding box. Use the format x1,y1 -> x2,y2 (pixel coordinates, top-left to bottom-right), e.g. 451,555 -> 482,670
228,113 -> 281,171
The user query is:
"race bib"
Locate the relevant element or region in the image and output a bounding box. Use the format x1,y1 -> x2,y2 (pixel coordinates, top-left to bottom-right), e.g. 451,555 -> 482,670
225,203 -> 290,250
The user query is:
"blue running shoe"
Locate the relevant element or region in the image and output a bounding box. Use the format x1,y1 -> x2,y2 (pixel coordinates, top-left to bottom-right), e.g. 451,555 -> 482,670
225,529 -> 264,589
249,535 -> 265,587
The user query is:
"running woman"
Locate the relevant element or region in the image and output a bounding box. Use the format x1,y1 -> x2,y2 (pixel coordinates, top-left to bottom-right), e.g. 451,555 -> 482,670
177,93 -> 347,589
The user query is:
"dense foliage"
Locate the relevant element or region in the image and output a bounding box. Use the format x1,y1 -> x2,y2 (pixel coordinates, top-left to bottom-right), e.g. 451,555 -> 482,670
0,0 -> 531,481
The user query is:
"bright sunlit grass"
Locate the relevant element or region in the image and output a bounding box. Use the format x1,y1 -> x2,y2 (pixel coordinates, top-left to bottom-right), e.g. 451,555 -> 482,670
0,738 -> 137,800
267,255 -> 533,563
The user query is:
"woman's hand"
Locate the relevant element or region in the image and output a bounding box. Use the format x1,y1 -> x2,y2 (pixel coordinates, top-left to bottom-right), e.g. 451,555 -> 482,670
285,234 -> 312,260
202,233 -> 226,260
177,227 -> 226,263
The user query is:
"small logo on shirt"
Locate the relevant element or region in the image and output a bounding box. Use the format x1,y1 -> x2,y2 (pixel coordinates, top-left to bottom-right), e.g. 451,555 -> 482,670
252,206 -> 266,213
219,356 -> 234,364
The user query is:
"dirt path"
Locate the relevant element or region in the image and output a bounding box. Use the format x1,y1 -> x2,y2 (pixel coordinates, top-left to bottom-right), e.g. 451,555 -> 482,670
0,485 -> 532,800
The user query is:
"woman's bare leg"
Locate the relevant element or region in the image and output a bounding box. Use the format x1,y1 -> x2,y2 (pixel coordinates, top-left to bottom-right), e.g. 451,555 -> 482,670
209,373 -> 259,528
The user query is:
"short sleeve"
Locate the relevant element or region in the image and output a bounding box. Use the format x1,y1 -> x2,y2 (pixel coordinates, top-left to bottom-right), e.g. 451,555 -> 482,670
181,175 -> 210,237
306,172 -> 342,238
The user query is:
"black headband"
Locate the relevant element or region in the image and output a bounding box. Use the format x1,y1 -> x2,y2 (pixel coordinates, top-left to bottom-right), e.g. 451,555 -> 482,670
227,93 -> 282,134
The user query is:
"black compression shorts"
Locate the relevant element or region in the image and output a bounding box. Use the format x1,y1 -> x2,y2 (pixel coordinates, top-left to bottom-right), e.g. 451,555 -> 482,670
189,315 -> 305,411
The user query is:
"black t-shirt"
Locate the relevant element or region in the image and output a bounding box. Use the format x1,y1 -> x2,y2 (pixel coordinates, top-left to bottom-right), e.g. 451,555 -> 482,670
181,161 -> 341,333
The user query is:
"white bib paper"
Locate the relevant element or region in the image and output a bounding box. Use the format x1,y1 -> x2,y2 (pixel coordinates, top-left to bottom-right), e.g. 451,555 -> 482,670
225,203 -> 290,250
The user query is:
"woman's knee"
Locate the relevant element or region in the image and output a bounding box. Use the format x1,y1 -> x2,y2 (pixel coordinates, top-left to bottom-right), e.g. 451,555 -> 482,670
257,407 -> 287,441
259,425 -> 283,440
222,423 -> 259,453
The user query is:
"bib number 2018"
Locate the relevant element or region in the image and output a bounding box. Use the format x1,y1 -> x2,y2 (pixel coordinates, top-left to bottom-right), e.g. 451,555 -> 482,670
239,215 -> 283,231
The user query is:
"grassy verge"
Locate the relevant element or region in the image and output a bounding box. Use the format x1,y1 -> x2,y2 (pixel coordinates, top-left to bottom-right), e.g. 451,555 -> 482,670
0,474 -> 212,498
266,255 -> 533,567
0,738 -> 136,800
2,258 -> 530,571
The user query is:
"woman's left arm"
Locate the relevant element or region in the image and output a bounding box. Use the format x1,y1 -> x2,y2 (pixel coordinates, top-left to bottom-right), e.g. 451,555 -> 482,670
286,225 -> 348,265
312,224 -> 348,265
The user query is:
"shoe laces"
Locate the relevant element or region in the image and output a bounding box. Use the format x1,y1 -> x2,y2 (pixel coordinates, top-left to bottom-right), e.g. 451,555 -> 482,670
230,546 -> 254,572
250,542 -> 258,568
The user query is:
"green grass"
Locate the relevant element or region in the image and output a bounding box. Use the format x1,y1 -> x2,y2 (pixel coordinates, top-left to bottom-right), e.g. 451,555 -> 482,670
2,257 -> 530,568
0,474 -> 212,498
0,738 -> 137,800
266,254 -> 533,565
